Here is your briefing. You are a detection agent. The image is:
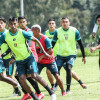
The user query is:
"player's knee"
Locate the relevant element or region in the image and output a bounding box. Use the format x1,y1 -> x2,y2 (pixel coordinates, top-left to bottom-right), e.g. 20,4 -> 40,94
66,64 -> 72,71
54,73 -> 61,79
31,73 -> 42,82
31,73 -> 38,79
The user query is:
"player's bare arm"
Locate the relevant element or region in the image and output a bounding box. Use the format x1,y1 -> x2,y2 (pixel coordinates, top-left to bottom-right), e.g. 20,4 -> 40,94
32,36 -> 52,59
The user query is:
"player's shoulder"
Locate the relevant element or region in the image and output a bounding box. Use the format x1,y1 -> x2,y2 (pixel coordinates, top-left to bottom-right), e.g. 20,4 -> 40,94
26,27 -> 30,31
69,26 -> 77,31
54,29 -> 58,32
57,27 -> 62,31
18,28 -> 23,32
44,30 -> 49,34
42,34 -> 48,38
41,34 -> 50,41
45,29 -> 49,32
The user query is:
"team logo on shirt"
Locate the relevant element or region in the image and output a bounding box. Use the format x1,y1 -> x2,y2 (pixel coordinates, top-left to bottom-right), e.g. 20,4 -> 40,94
14,43 -> 17,47
48,37 -> 53,40
64,34 -> 68,40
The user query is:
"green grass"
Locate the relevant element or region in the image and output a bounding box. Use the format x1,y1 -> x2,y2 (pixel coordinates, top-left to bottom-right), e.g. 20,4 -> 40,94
0,56 -> 100,100
77,48 -> 99,57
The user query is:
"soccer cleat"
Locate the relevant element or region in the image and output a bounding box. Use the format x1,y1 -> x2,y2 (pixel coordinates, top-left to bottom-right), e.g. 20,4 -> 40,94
11,92 -> 19,97
21,93 -> 32,100
17,90 -> 21,96
12,89 -> 21,97
51,93 -> 56,100
62,91 -> 66,96
66,90 -> 71,94
81,84 -> 87,89
35,92 -> 45,99
52,85 -> 58,91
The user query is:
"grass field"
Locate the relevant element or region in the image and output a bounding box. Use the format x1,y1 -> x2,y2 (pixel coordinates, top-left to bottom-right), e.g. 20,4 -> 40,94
0,56 -> 100,100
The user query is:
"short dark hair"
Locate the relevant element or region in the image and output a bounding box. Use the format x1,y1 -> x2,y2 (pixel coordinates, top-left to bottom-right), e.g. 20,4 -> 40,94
62,17 -> 69,20
0,16 -> 6,23
9,16 -> 18,22
48,18 -> 55,23
96,14 -> 100,21
18,16 -> 26,21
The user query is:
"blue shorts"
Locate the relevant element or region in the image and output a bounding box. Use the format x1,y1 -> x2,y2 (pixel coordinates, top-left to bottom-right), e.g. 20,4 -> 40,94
0,57 -> 5,73
37,62 -> 58,75
16,55 -> 38,77
3,58 -> 14,75
56,55 -> 76,70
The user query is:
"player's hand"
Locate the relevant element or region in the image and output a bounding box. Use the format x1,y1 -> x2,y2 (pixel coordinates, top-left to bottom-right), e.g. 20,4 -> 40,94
45,53 -> 52,59
92,33 -> 96,39
90,47 -> 97,53
82,57 -> 86,64
9,59 -> 15,66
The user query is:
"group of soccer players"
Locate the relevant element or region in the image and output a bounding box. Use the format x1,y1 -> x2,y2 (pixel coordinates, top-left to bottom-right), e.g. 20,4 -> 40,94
0,14 -> 100,100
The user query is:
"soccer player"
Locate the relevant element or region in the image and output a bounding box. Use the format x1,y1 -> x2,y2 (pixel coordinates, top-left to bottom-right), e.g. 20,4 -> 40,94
0,16 -> 21,94
17,16 -> 44,100
44,18 -> 87,90
0,17 -> 56,100
92,14 -> 100,69
52,17 -> 86,94
0,16 -> 21,97
31,24 -> 66,96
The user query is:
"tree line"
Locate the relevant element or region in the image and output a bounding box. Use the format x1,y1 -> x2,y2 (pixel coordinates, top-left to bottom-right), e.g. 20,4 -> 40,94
0,0 -> 100,46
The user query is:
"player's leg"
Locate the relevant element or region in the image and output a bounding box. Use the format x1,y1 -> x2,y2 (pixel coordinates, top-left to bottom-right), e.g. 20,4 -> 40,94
26,74 -> 45,100
64,56 -> 76,94
3,58 -> 21,97
32,63 -> 55,96
27,55 -> 56,100
19,74 -> 39,100
47,62 -> 66,96
0,62 -> 20,89
15,72 -> 31,100
0,72 -> 20,87
72,70 -> 87,89
53,55 -> 64,91
46,69 -> 55,89
16,61 -> 39,100
31,73 -> 56,100
64,63 -> 72,94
